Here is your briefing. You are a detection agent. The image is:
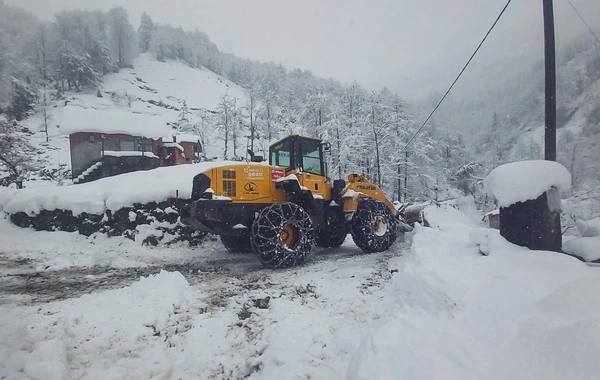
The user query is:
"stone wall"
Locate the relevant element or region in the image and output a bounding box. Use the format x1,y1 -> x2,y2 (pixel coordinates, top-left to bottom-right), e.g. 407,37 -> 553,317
8,198 -> 206,247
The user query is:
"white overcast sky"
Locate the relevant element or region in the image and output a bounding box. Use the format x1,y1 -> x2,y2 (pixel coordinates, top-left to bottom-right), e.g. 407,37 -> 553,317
9,0 -> 600,99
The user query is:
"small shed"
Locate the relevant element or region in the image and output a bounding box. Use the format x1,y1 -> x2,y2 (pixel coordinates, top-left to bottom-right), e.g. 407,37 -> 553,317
483,209 -> 500,229
159,134 -> 203,166
484,160 -> 571,252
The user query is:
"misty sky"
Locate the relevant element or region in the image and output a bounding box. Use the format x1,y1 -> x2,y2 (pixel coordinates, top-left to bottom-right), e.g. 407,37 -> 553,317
9,0 -> 600,99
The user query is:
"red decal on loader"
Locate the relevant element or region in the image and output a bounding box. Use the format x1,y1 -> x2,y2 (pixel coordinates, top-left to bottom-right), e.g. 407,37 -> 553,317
270,168 -> 285,182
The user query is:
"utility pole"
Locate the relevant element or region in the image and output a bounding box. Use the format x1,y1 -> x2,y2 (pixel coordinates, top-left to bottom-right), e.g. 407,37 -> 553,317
543,0 -> 557,161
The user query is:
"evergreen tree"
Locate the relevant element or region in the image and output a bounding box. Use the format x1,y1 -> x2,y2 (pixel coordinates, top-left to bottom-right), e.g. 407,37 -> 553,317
138,12 -> 154,53
108,7 -> 135,67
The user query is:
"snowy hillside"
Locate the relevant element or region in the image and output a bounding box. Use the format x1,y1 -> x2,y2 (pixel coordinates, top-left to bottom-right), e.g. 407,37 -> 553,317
19,53 -> 247,186
104,53 -> 247,111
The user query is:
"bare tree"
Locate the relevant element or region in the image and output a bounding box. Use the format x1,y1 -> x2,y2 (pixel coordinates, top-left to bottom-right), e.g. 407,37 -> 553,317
37,87 -> 52,142
216,94 -> 231,159
243,89 -> 258,151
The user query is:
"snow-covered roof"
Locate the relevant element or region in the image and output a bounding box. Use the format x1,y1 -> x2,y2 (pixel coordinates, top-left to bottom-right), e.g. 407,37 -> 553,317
170,134 -> 201,143
58,106 -> 171,139
484,160 -> 571,207
162,142 -> 184,152
485,209 -> 500,216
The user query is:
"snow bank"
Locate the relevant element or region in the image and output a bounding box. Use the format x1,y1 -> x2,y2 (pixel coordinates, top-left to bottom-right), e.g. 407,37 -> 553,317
469,227 -> 526,256
424,204 -> 478,229
576,217 -> 600,237
0,161 -> 235,216
348,205 -> 598,380
0,271 -> 195,379
562,237 -> 600,262
484,160 -> 571,207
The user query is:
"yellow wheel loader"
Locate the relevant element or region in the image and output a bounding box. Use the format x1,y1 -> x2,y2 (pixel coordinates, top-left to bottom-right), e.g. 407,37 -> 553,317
181,135 -> 406,268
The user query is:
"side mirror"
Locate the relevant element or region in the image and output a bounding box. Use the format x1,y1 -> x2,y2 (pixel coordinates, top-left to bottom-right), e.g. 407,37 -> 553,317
248,149 -> 263,162
321,142 -> 332,153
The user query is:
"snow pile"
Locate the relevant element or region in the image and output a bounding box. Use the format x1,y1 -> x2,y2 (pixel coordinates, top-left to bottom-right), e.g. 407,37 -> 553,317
484,160 -> 571,207
0,161 -> 235,216
424,203 -> 478,229
576,217 -> 600,237
562,237 -> 600,262
469,227 -> 526,256
348,206 -> 600,380
275,173 -> 298,182
0,271 -> 195,379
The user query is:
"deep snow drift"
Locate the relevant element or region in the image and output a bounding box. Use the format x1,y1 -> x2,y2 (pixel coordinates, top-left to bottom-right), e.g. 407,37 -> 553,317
2,203 -> 599,379
0,161 -> 235,216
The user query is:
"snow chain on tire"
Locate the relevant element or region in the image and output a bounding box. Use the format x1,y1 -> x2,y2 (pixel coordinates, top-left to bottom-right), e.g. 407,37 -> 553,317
251,202 -> 314,268
350,198 -> 398,253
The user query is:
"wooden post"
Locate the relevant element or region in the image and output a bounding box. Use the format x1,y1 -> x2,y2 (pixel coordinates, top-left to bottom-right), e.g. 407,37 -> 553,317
543,0 -> 557,161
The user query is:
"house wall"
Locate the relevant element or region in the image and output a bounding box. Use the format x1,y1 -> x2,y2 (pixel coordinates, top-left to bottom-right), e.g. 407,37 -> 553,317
70,132 -> 160,178
180,142 -> 202,163
180,142 -> 194,164
70,133 -> 103,178
489,214 -> 500,229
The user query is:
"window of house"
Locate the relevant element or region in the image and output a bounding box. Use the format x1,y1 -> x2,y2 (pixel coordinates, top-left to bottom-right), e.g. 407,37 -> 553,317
136,138 -> 153,152
103,139 -> 117,151
120,139 -> 134,151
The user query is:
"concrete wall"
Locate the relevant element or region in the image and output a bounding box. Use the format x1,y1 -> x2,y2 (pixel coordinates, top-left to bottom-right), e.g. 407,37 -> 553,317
102,156 -> 160,177
70,134 -> 102,178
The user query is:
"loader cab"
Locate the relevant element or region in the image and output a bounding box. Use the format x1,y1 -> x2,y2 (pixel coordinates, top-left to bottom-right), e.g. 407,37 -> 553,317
269,135 -> 327,177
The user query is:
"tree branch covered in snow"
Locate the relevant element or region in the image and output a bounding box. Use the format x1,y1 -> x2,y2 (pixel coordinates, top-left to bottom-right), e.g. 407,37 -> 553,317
0,117 -> 39,188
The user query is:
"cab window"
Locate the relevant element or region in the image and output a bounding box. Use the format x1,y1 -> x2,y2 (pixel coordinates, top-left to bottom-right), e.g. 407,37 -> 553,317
270,140 -> 292,170
301,139 -> 323,175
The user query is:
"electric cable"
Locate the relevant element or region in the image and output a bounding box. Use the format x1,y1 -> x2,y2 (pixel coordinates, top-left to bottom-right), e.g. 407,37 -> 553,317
565,0 -> 600,45
401,0 -> 514,152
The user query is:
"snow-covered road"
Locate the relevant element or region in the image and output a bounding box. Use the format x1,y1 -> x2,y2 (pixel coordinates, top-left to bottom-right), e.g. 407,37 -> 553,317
2,204 -> 600,380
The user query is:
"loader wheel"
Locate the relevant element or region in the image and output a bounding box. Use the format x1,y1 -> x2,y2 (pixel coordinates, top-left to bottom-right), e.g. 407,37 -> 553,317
251,202 -> 314,268
220,233 -> 253,254
315,224 -> 347,248
351,198 -> 398,253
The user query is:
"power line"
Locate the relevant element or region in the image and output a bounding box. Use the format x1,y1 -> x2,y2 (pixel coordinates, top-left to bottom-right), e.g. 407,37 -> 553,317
401,0 -> 513,152
565,0 -> 600,45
